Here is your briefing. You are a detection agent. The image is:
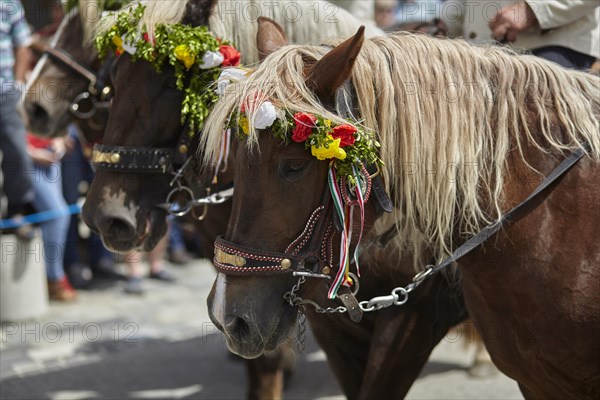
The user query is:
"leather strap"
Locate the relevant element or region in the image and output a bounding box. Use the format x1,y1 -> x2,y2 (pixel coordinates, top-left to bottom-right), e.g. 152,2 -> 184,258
428,143 -> 590,276
91,144 -> 175,173
32,42 -> 99,89
214,192 -> 336,277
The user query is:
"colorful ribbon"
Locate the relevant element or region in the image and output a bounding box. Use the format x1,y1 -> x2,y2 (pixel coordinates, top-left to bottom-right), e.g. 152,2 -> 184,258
327,163 -> 368,299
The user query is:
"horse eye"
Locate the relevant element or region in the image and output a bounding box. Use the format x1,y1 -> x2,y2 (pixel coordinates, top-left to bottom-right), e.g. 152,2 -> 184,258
280,159 -> 309,181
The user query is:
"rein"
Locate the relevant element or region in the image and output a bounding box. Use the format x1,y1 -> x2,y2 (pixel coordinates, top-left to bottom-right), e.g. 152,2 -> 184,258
296,143 -> 591,315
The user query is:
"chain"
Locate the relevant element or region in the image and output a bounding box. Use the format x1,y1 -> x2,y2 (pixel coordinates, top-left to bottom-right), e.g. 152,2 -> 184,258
283,276 -> 306,306
283,266 -> 435,317
296,310 -> 307,353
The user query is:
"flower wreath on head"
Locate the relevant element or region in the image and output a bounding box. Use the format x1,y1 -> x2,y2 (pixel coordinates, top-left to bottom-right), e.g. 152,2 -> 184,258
228,93 -> 383,299
232,98 -> 382,184
95,3 -> 243,134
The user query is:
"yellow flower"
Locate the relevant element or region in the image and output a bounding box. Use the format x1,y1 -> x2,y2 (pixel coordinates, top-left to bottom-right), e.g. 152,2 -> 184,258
112,35 -> 124,54
174,44 -> 195,69
239,116 -> 249,135
324,119 -> 332,128
311,136 -> 347,160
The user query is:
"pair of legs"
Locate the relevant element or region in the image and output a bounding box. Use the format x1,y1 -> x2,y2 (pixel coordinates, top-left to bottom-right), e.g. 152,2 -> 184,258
30,161 -> 76,301
0,89 -> 33,217
123,229 -> 175,294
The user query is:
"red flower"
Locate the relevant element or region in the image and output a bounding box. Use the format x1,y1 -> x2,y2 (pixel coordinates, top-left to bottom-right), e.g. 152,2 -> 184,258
331,124 -> 357,147
143,32 -> 154,45
220,45 -> 241,67
115,48 -> 123,57
292,112 -> 317,142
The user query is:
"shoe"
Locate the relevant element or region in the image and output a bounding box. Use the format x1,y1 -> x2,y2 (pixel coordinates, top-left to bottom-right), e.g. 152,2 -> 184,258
149,269 -> 176,282
48,277 -> 77,301
93,258 -> 125,281
15,223 -> 35,241
67,263 -> 93,289
3,214 -> 35,241
124,277 -> 144,294
168,249 -> 191,265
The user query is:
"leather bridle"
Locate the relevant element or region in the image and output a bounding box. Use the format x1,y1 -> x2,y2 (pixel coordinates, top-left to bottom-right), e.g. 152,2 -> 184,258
90,121 -> 213,218
31,42 -> 114,120
211,81 -> 393,321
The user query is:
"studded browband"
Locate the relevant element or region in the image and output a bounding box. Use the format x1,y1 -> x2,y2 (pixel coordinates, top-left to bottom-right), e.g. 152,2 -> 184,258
91,144 -> 176,173
91,120 -> 196,174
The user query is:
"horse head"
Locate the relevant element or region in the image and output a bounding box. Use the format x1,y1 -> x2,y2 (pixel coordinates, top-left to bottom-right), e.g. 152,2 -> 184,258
22,8 -> 109,141
81,0 -> 218,252
206,20 -> 379,358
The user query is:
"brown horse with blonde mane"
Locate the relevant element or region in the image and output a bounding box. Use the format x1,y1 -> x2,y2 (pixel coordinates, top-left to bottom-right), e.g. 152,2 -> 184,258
203,24 -> 600,399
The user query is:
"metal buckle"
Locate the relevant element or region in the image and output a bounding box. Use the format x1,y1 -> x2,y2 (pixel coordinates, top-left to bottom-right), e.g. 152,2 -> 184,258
70,92 -> 97,119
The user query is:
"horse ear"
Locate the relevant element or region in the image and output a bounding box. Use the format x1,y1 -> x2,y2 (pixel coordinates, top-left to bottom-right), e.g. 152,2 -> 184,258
306,26 -> 365,104
257,17 -> 288,61
183,0 -> 218,26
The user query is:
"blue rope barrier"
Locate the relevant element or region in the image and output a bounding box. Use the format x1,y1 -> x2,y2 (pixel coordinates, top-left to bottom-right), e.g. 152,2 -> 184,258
0,203 -> 82,229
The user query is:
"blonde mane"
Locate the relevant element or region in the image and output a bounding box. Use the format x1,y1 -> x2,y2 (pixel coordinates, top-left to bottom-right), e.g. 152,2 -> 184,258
94,0 -> 382,65
202,32 -> 600,266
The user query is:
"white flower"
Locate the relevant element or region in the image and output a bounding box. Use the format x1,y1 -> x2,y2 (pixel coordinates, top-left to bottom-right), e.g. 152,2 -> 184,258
216,68 -> 248,97
199,50 -> 224,69
254,101 -> 277,129
121,40 -> 137,55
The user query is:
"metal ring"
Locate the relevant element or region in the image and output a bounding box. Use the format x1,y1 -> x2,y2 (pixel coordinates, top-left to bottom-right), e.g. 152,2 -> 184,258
348,272 -> 360,295
164,186 -> 194,216
391,287 -> 409,305
412,265 -> 434,283
358,300 -> 376,312
70,92 -> 97,119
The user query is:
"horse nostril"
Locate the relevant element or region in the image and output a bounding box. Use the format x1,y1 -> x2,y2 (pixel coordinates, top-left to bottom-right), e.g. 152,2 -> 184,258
29,103 -> 49,120
224,315 -> 250,338
100,216 -> 137,240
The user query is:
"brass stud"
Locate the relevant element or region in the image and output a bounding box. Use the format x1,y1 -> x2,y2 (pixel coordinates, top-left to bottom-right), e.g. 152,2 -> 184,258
234,256 -> 246,267
179,144 -> 188,154
110,153 -> 120,163
281,259 -> 292,270
322,266 -> 331,275
215,248 -> 246,267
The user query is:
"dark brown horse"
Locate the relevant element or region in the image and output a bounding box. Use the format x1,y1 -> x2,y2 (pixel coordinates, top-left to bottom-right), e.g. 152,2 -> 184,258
202,24 -> 600,399
80,0 -> 381,252
23,6 -> 110,143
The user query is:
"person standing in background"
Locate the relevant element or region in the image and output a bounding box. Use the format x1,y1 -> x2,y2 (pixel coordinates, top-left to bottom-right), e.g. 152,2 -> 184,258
330,0 -> 378,29
0,0 -> 34,229
375,0 -> 397,28
26,132 -> 77,301
443,0 -> 599,70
